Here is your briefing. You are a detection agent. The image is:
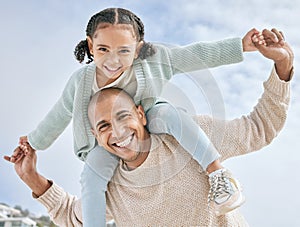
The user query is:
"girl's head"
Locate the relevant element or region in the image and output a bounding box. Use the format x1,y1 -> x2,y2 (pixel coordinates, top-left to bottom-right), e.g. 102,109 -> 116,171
74,8 -> 156,65
74,8 -> 156,85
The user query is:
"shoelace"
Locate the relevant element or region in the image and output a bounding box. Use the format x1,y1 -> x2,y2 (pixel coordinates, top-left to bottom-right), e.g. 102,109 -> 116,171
207,171 -> 233,204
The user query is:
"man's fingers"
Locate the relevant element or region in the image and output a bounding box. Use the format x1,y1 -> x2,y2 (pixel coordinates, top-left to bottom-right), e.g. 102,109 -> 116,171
4,155 -> 12,162
10,147 -> 22,161
270,28 -> 285,47
262,29 -> 279,43
278,30 -> 285,46
7,145 -> 29,163
14,153 -> 25,164
3,153 -> 23,163
262,28 -> 285,47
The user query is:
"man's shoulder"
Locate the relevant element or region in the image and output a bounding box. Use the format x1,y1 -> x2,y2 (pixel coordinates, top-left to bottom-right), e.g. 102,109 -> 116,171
151,134 -> 179,153
150,134 -> 191,161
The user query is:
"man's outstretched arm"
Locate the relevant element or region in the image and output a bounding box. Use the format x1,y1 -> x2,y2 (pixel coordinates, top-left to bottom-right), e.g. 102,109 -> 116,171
4,146 -> 52,196
4,146 -> 84,226
193,28 -> 294,159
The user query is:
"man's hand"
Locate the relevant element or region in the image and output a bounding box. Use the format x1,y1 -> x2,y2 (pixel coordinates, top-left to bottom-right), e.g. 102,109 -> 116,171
4,145 -> 51,197
253,28 -> 294,81
6,145 -> 37,181
7,136 -> 33,163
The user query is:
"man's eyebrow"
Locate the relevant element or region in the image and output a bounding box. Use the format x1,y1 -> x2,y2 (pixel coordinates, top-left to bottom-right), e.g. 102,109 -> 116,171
116,110 -> 130,116
95,120 -> 107,128
94,110 -> 129,128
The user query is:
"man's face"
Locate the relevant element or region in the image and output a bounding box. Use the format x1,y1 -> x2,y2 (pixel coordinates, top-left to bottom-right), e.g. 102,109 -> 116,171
91,90 -> 149,165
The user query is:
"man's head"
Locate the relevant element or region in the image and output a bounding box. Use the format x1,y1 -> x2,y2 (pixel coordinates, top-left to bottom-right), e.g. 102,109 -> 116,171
88,88 -> 150,169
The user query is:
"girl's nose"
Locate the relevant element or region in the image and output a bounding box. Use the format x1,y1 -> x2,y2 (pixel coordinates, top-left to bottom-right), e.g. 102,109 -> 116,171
105,50 -> 120,64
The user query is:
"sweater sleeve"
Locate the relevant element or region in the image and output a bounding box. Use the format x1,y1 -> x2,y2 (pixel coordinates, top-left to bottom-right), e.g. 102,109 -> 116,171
36,182 -> 115,226
36,182 -> 83,227
193,67 -> 291,160
166,37 -> 243,74
27,69 -> 82,150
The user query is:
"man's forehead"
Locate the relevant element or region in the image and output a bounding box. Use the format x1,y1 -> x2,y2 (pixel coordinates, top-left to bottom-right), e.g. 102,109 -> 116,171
96,92 -> 135,115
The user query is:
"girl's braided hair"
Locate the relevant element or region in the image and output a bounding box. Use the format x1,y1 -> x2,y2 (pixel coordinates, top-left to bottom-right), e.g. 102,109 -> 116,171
74,8 -> 156,64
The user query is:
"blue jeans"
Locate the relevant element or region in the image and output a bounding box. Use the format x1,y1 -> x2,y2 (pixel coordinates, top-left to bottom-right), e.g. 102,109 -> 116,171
146,102 -> 220,169
81,147 -> 119,227
80,102 -> 220,226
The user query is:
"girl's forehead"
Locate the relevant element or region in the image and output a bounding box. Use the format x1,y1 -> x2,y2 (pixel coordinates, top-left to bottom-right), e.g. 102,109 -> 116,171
93,24 -> 137,41
95,23 -> 135,35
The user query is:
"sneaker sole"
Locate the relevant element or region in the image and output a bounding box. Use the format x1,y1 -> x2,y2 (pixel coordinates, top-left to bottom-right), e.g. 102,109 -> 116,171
215,194 -> 246,216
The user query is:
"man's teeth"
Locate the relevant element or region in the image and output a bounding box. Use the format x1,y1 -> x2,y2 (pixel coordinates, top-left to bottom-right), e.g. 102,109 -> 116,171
116,135 -> 132,147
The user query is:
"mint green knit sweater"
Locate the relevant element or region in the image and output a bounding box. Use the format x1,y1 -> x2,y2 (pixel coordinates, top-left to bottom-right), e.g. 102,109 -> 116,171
28,38 -> 243,160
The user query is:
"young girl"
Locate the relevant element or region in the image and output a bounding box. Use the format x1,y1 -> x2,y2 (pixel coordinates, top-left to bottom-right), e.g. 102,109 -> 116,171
15,7 -> 264,226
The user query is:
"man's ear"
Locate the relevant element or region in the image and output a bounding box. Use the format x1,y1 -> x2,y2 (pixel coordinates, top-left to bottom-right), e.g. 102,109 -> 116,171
91,128 -> 96,137
137,105 -> 147,126
134,41 -> 144,59
87,36 -> 94,55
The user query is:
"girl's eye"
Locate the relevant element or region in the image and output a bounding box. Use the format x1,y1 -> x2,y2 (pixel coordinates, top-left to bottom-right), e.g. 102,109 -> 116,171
98,47 -> 108,52
119,49 -> 131,54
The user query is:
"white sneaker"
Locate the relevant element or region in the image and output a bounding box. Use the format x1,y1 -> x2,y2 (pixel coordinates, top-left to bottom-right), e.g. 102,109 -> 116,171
208,169 -> 245,216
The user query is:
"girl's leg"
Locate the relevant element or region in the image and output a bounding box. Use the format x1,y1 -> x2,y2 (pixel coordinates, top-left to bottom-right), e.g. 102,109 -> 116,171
80,146 -> 119,227
146,102 -> 245,215
146,102 -> 220,170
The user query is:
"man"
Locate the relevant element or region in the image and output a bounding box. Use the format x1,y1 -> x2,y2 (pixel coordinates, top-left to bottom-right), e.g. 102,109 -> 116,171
5,29 -> 294,226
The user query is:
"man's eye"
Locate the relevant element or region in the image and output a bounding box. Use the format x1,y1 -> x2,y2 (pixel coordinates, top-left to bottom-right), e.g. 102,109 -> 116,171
98,123 -> 110,132
118,114 -> 130,120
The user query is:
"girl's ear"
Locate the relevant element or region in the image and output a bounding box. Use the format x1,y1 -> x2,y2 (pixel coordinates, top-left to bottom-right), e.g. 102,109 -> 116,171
134,41 -> 144,59
87,36 -> 94,55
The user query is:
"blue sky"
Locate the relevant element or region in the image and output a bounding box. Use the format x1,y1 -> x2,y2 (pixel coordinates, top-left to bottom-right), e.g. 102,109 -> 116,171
1,0 -> 299,226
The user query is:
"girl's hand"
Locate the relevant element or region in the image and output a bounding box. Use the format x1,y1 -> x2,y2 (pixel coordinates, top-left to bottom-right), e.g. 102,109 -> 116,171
242,28 -> 263,52
19,135 -> 28,145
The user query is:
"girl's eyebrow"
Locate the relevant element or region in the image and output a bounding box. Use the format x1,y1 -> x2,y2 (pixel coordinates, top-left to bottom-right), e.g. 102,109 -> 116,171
96,44 -> 110,48
96,44 -> 135,49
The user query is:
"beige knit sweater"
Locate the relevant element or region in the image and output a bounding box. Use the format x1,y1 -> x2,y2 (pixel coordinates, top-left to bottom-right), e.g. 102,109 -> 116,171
37,67 -> 291,227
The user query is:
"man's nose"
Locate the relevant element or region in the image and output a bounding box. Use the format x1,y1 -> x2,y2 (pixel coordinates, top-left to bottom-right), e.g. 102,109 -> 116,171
111,121 -> 127,139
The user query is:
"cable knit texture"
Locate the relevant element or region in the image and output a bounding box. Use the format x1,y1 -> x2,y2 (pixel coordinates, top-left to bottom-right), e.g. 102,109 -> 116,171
36,68 -> 290,226
27,38 -> 243,160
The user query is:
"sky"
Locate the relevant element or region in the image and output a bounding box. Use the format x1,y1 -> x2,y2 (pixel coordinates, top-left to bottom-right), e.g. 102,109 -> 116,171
0,0 -> 299,226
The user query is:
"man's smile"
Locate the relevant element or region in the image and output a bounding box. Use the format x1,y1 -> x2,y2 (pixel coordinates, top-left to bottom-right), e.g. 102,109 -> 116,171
112,133 -> 134,148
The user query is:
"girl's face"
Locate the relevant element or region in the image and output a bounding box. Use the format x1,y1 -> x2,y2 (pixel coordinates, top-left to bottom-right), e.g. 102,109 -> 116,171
87,24 -> 142,86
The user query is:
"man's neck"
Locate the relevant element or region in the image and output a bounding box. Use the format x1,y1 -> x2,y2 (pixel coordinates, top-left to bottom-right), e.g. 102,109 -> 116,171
123,134 -> 151,170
